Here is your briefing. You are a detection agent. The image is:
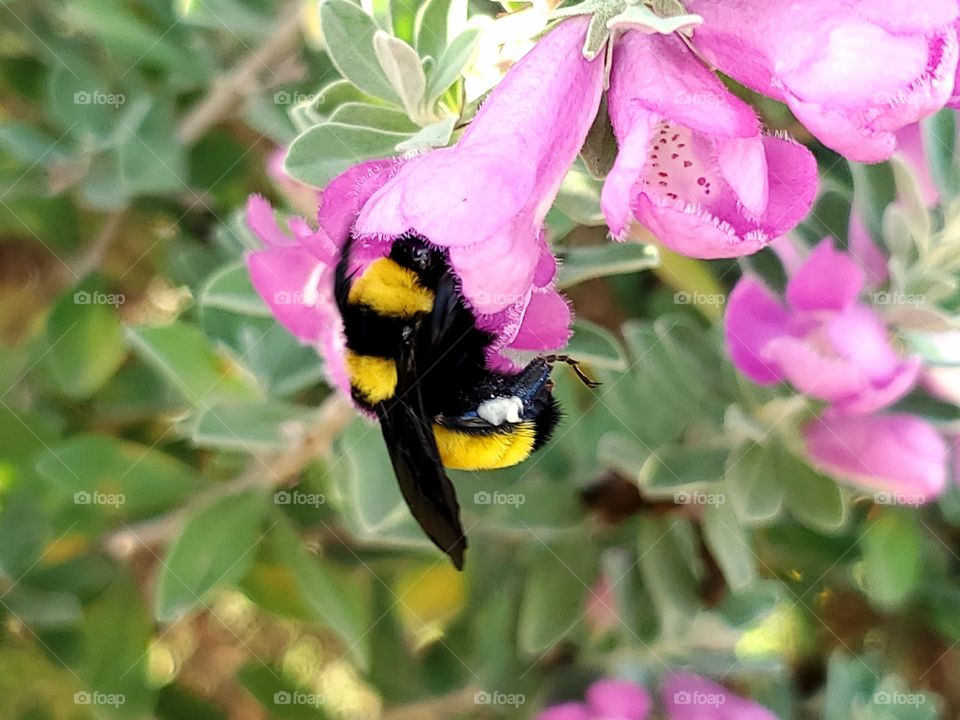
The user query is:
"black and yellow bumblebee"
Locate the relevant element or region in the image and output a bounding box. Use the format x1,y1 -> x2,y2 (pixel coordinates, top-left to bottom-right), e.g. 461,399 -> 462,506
334,234 -> 596,569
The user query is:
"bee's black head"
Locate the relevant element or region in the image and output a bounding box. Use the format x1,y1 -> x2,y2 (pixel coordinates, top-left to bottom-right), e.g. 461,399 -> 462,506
390,234 -> 448,287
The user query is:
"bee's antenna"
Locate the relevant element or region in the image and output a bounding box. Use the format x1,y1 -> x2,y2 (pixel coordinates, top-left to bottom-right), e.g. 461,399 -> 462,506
543,354 -> 601,389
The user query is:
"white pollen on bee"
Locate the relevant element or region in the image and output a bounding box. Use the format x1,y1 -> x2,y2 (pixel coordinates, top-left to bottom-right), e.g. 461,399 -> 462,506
477,396 -> 523,426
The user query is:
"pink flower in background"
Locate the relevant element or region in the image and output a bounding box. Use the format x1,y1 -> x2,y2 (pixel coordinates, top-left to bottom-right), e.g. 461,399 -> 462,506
267,147 -> 321,217
725,239 -> 921,415
538,675 -> 776,720
685,0 -> 960,163
895,124 -> 941,207
603,30 -> 817,258
538,679 -> 651,720
246,17 -> 604,389
804,413 -> 948,502
663,673 -> 777,720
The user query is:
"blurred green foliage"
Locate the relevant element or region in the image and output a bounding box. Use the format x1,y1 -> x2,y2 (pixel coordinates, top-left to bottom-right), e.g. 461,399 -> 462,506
0,0 -> 959,719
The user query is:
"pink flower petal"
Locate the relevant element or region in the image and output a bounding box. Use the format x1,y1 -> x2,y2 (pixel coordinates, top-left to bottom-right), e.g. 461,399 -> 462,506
585,679 -> 652,720
764,335 -> 866,402
717,137 -> 769,218
895,123 -> 940,207
757,135 -> 819,238
686,0 -> 960,161
848,213 -> 889,288
804,414 -> 948,501
663,673 -> 776,720
724,277 -> 794,384
786,239 -> 865,312
247,194 -> 296,248
246,248 -> 331,343
508,287 -> 572,351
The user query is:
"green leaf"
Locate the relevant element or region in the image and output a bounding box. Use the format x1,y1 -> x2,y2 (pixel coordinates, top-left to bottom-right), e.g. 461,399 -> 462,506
641,445 -> 730,494
320,0 -> 399,103
190,400 -> 316,451
373,31 -> 427,121
126,322 -> 263,408
861,509 -> 921,611
81,572 -> 156,718
702,500 -> 757,591
34,434 -> 207,519
724,443 -> 785,526
518,539 -> 597,654
284,122 -> 408,187
921,109 -> 958,198
557,243 -> 659,288
244,515 -> 371,669
43,278 -> 126,400
328,102 -> 418,133
637,516 -> 701,638
425,26 -> 480,103
334,420 -> 438,551
394,115 -> 456,152
553,163 -> 605,226
238,661 -> 331,719
781,450 -> 847,534
155,489 -> 270,622
198,262 -> 271,317
414,0 -> 465,62
565,319 -> 628,371
579,94 -> 617,179
850,161 -> 896,243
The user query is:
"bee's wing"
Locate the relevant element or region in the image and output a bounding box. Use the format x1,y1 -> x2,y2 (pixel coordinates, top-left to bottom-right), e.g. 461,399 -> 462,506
376,343 -> 467,570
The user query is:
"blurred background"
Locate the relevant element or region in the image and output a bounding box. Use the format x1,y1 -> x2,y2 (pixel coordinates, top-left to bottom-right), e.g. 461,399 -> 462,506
1,0 -> 960,718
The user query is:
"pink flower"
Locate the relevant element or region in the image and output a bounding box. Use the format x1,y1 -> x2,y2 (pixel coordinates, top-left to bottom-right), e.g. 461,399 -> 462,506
685,0 -> 960,163
354,16 -> 603,344
725,239 -> 921,415
663,673 -> 777,720
246,17 -> 604,390
602,30 -> 817,258
804,413 -> 948,502
538,679 -> 651,720
895,124 -> 941,207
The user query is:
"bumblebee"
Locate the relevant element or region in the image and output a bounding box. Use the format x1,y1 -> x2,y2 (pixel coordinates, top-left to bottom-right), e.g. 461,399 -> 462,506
334,234 -> 595,569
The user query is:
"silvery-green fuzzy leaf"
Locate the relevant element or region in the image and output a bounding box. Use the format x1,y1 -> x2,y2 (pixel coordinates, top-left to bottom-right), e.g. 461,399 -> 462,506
285,122 -> 410,187
320,0 -> 400,103
373,31 -> 428,123
395,115 -> 456,152
426,26 -> 480,103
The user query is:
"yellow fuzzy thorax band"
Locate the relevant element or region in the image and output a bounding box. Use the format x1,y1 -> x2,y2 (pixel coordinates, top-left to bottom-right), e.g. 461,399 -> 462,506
433,423 -> 537,471
346,351 -> 397,404
347,258 -> 434,317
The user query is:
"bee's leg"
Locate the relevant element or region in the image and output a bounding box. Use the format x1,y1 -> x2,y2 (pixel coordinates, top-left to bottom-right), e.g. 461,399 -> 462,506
543,355 -> 601,389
